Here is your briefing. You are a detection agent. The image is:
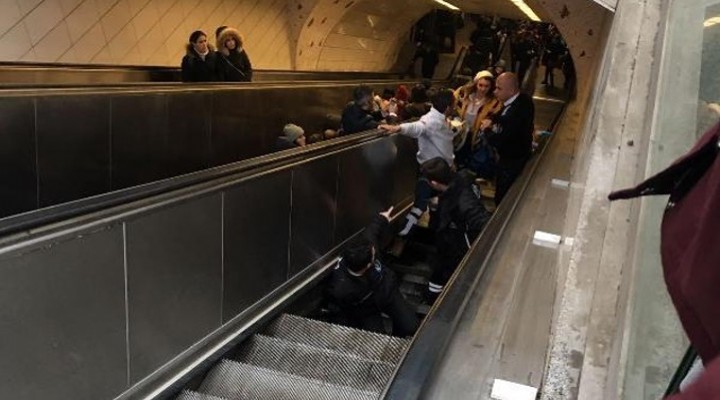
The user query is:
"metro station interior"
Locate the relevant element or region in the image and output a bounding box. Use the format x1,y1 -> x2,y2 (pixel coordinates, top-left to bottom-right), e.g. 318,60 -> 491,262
0,0 -> 718,399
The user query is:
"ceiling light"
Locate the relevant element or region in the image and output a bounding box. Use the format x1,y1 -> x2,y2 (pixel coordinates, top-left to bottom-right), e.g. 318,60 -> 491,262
704,16 -> 720,28
510,0 -> 542,22
431,0 -> 461,11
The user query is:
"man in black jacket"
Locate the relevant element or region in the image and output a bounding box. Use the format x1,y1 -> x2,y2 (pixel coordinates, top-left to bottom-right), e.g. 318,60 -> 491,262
327,207 -> 419,337
421,158 -> 492,301
340,85 -> 384,135
480,72 -> 535,204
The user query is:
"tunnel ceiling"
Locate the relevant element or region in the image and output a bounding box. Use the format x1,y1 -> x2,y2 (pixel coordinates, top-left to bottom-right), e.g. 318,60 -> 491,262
447,0 -> 551,21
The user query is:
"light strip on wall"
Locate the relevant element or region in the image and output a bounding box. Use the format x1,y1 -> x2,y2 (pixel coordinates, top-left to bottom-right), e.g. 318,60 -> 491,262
432,0 -> 461,11
509,0 -> 542,21
704,16 -> 720,28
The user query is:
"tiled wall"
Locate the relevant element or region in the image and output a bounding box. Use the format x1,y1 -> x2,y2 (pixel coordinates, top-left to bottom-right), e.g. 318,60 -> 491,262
0,0 -> 425,71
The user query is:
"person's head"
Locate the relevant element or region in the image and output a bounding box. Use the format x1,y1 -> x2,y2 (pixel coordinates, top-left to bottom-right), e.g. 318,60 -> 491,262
410,84 -> 429,104
395,85 -> 410,103
428,88 -> 455,116
189,31 -> 209,54
217,28 -> 243,52
381,88 -> 395,101
323,129 -> 338,140
495,72 -> 520,102
283,123 -> 306,147
308,133 -> 323,144
353,85 -> 375,111
420,157 -> 455,191
341,238 -> 376,274
215,26 -> 228,39
473,71 -> 495,98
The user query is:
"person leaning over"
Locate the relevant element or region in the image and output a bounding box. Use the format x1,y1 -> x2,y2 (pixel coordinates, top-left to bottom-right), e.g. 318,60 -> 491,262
340,85 -> 386,135
420,157 -> 491,302
379,88 -> 457,239
326,207 -> 419,337
479,72 -> 535,205
216,27 -> 253,82
181,30 -> 218,82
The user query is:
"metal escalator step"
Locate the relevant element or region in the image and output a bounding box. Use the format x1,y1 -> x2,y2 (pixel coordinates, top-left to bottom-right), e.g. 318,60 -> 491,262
176,390 -> 227,400
235,334 -> 395,393
199,359 -> 377,400
265,314 -> 409,364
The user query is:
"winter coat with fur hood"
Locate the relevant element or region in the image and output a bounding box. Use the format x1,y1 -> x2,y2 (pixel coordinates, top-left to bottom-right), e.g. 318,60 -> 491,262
216,28 -> 253,82
181,44 -> 218,82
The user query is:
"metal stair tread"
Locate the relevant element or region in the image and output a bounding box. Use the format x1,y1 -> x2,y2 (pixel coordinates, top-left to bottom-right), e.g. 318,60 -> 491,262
264,314 -> 410,364
235,334 -> 395,392
199,359 -> 378,400
176,390 -> 227,400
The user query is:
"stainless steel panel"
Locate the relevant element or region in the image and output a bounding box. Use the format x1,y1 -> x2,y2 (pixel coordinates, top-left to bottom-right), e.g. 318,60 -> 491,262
0,97 -> 36,217
166,93 -> 212,176
111,94 -> 170,189
210,91 -> 266,165
335,138 -> 397,241
126,194 -> 223,383
222,171 -> 292,321
391,135 -> 419,206
0,226 -> 127,400
36,96 -> 111,207
288,156 -> 338,276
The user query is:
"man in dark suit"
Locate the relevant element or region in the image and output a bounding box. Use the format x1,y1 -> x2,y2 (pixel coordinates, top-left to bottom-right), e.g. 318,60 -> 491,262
480,72 -> 535,204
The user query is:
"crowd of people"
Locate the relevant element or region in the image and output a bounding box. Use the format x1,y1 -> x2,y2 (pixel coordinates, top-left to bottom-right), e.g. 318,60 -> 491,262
297,67 -> 539,337
181,27 -> 253,82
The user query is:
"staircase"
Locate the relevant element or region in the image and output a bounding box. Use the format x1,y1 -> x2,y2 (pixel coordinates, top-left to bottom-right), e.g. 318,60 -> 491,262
177,314 -> 411,400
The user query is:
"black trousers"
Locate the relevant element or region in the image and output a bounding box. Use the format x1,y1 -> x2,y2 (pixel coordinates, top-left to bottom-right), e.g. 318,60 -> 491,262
356,291 -> 420,337
429,229 -> 478,289
495,157 -> 528,205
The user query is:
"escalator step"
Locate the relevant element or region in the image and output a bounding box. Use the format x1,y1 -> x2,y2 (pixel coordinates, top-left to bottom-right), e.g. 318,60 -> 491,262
265,314 -> 409,364
176,390 -> 227,400
235,334 -> 394,393
199,359 -> 377,400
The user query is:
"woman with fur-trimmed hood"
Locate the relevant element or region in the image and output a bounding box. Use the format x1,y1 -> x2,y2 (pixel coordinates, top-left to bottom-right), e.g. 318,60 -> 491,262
181,30 -> 218,82
216,27 -> 253,82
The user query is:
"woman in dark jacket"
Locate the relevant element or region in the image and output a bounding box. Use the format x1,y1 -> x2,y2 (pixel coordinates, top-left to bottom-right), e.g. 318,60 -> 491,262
181,30 -> 218,82
216,27 -> 253,82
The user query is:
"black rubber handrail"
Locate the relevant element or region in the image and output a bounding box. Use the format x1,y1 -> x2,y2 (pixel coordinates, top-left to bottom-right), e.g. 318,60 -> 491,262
664,346 -> 698,396
0,128 -> 387,238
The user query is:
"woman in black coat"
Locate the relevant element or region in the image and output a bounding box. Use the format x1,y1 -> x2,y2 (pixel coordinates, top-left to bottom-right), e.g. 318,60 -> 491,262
181,30 -> 218,82
215,27 -> 253,82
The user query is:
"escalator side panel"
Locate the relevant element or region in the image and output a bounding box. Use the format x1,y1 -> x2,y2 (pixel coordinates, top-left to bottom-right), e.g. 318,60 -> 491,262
335,139 -> 397,242
0,97 -> 37,216
111,94 -> 171,189
0,226 -> 127,400
166,92 -> 213,176
288,156 -> 339,277
125,194 -> 223,383
222,171 -> 292,322
37,95 -> 111,207
210,90 -> 266,166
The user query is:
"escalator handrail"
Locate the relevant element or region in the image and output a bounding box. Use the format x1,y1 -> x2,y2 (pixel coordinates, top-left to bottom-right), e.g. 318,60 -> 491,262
0,128 -> 389,239
382,99 -> 568,399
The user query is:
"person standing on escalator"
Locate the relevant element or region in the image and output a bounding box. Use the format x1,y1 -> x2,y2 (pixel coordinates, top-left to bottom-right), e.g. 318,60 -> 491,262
181,30 -> 218,82
215,27 -> 253,82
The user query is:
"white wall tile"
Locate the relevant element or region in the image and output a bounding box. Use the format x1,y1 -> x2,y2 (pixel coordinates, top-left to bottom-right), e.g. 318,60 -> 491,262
65,0 -> 99,41
32,20 -> 72,60
70,22 -> 106,62
24,0 -> 64,44
0,22 -> 31,59
17,0 -> 43,15
100,0 -> 131,39
106,20 -> 135,59
0,0 -> 22,36
59,0 -> 83,16
93,0 -> 119,16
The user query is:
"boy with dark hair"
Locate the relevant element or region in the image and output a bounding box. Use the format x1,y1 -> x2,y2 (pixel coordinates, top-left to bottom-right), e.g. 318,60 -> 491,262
379,88 -> 458,242
326,207 -> 419,337
420,157 -> 492,300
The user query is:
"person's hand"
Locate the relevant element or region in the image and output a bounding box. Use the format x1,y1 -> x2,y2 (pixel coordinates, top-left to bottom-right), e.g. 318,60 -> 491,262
378,124 -> 400,134
480,119 -> 493,131
379,206 -> 394,221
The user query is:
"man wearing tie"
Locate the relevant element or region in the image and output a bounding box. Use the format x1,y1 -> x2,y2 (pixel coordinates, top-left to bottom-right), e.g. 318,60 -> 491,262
480,72 -> 535,205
